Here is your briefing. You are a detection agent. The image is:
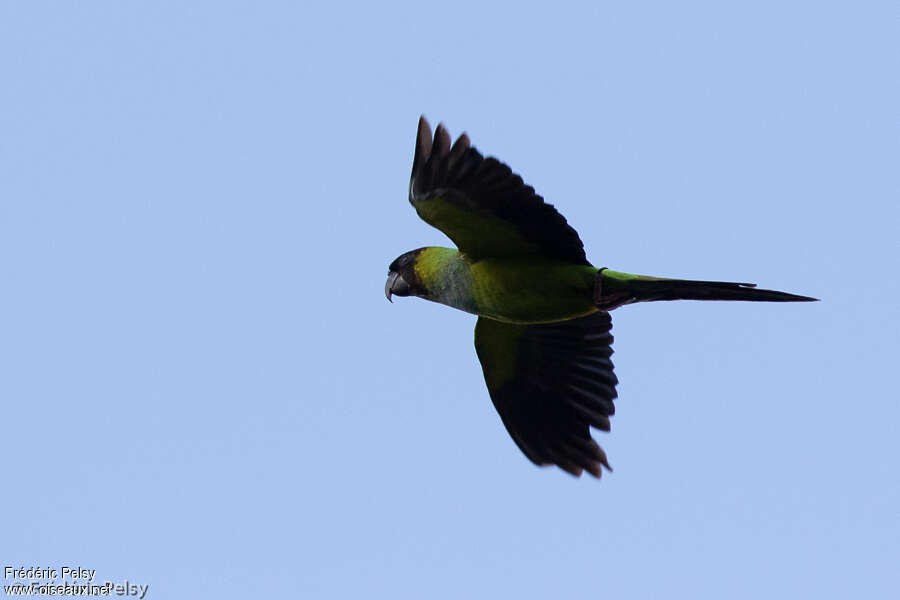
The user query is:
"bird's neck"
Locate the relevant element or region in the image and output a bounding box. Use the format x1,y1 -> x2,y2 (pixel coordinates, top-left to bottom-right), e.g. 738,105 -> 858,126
414,247 -> 478,315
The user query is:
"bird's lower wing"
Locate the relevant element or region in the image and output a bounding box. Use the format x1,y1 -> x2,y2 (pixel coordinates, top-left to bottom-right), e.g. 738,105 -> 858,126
473,312 -> 618,478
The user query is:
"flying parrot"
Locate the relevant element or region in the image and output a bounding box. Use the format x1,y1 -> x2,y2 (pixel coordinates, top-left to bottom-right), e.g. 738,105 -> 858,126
386,117 -> 816,478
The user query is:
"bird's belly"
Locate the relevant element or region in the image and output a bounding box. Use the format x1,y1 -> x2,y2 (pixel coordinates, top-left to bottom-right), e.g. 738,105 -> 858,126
470,261 -> 598,324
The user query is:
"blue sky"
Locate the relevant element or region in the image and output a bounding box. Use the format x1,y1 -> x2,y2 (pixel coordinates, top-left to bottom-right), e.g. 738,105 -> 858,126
2,1 -> 897,598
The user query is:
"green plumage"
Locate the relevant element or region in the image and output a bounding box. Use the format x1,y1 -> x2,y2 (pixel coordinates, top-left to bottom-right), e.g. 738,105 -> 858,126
413,247 -> 598,323
386,117 -> 817,479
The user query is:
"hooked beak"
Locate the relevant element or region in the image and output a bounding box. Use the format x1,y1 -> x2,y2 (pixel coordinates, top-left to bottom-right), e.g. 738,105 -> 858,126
385,271 -> 399,302
385,271 -> 411,302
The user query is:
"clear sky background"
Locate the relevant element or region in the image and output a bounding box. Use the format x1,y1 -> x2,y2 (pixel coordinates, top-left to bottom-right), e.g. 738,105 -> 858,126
2,2 -> 897,598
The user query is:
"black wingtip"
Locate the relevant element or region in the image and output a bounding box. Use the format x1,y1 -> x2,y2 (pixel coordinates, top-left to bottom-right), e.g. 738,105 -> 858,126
414,116 -> 433,172
433,123 -> 451,158
550,443 -> 611,479
449,132 -> 470,158
417,114 -> 430,138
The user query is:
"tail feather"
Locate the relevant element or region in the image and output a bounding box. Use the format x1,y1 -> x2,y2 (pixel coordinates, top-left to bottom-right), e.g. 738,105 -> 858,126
595,269 -> 818,311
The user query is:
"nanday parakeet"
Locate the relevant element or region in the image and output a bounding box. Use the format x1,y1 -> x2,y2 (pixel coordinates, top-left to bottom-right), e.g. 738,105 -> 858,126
386,117 -> 816,478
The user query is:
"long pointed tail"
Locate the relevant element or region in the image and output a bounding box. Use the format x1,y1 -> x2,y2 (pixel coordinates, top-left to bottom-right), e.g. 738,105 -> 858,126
595,268 -> 818,311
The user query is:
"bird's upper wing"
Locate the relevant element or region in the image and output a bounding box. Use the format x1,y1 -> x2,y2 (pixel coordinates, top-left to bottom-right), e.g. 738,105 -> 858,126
409,117 -> 590,265
473,311 -> 618,478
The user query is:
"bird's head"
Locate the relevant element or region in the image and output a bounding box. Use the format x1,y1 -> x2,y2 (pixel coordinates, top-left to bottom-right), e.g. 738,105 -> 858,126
385,249 -> 427,302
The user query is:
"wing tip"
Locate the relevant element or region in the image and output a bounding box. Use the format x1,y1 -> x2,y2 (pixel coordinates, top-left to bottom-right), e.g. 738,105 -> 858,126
450,131 -> 470,157
433,122 -> 451,158
545,437 -> 613,479
584,441 -> 612,479
416,116 -> 471,162
414,115 -> 433,169
551,456 -> 611,479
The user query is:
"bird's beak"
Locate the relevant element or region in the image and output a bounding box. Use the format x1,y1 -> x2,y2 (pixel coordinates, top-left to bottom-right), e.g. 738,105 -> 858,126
385,271 -> 411,302
385,271 -> 400,302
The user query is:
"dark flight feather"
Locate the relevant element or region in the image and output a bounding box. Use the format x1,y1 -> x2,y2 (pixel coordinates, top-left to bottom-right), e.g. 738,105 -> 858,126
474,311 -> 618,478
410,116 -> 591,265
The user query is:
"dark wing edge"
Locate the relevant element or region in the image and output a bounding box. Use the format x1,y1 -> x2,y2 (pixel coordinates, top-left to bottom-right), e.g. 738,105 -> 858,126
409,116 -> 590,265
474,311 -> 618,478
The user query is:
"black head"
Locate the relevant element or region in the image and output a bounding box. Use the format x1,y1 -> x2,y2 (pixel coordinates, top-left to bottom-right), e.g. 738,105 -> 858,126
385,248 -> 427,302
